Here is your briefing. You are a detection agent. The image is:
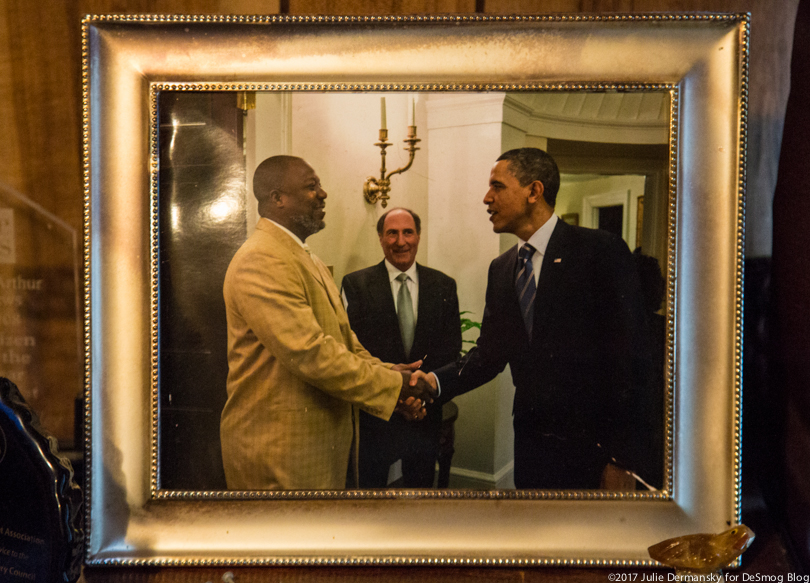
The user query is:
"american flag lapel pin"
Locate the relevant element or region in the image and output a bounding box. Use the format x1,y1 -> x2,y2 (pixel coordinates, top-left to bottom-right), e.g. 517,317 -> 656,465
554,258 -> 562,263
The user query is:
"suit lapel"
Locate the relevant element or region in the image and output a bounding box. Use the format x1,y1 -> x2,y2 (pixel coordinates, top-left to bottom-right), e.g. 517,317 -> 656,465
411,264 -> 435,361
533,219 -> 571,335
258,220 -> 339,308
311,255 -> 343,313
374,262 -> 409,360
494,245 -> 530,346
370,261 -> 398,318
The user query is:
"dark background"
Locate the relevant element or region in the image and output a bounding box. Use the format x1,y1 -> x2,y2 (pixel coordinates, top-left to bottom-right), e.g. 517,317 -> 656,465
157,92 -> 245,490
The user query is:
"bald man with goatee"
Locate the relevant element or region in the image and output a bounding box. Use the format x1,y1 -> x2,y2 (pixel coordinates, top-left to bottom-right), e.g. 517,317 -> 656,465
220,155 -> 434,490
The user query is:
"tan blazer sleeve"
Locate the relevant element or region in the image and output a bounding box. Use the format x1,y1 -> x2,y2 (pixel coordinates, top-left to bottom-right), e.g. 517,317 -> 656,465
226,236 -> 401,420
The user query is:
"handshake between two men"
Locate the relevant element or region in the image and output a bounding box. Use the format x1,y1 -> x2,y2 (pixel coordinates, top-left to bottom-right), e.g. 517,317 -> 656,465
393,360 -> 439,421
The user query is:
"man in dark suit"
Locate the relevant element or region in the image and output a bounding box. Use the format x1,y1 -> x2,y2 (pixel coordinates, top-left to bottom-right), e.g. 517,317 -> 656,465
412,148 -> 657,490
342,208 -> 462,488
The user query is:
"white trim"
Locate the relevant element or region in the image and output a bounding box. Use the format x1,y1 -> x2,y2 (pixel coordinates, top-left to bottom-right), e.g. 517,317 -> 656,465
582,189 -> 631,240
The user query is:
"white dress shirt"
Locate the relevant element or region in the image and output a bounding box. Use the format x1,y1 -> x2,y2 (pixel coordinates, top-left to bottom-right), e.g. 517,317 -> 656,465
385,259 -> 419,321
433,214 -> 559,396
518,213 -> 558,285
263,217 -> 312,255
340,260 -> 419,318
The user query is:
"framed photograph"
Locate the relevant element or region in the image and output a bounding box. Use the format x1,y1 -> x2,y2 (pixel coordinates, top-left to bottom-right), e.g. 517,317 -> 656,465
83,13 -> 747,566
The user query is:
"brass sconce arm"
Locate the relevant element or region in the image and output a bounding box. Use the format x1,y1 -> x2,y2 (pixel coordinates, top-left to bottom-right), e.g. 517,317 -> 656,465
364,126 -> 421,208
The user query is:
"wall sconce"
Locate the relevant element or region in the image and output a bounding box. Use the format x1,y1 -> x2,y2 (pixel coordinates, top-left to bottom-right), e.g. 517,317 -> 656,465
363,97 -> 420,208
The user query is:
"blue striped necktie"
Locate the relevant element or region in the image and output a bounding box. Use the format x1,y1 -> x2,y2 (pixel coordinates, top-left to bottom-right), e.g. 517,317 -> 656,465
516,243 -> 537,341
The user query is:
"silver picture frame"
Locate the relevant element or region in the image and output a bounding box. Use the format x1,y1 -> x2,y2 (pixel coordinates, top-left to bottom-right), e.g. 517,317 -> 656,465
83,13 -> 747,566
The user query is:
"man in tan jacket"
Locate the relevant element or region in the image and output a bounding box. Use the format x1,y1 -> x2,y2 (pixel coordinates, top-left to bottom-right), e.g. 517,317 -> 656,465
220,155 -> 432,490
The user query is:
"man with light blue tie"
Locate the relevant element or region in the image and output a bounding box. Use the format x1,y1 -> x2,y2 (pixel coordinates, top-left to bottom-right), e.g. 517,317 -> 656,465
342,208 -> 461,488
412,148 -> 659,490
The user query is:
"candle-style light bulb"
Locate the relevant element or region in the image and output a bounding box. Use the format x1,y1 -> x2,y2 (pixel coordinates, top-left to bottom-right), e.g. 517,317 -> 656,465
380,97 -> 387,130
409,97 -> 415,126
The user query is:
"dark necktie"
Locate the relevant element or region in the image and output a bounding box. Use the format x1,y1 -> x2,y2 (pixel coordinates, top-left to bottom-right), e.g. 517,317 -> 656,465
516,244 -> 537,341
396,273 -> 415,356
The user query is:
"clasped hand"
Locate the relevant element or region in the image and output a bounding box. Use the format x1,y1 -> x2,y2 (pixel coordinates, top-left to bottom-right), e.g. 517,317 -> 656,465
392,360 -> 437,421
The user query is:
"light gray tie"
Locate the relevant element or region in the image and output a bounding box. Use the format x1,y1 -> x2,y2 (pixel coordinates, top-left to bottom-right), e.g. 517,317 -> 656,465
396,273 -> 415,356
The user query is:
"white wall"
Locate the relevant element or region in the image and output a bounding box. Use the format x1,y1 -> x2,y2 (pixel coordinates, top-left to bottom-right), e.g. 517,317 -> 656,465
247,92 -> 430,285
245,92 -> 292,235
426,93 -> 517,487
